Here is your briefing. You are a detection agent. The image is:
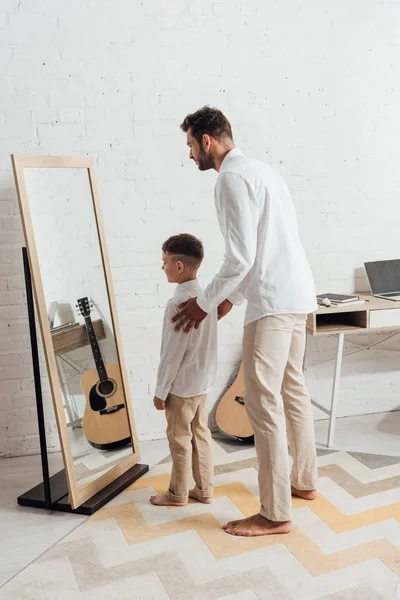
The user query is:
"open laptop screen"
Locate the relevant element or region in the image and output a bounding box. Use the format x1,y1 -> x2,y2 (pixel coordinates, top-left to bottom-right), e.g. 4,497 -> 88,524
364,259 -> 400,295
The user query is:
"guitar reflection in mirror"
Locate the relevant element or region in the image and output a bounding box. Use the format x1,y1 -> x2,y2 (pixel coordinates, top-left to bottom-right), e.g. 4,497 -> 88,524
76,297 -> 131,450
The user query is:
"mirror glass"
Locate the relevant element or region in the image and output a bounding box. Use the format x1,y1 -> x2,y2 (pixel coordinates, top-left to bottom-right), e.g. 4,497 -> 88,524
23,167 -> 133,488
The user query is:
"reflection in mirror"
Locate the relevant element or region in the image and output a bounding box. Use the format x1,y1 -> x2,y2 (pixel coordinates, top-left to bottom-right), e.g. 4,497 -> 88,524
23,167 -> 133,488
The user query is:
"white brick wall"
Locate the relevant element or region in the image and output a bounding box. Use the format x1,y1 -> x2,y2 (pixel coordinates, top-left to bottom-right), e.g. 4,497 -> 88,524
1,0 -> 400,457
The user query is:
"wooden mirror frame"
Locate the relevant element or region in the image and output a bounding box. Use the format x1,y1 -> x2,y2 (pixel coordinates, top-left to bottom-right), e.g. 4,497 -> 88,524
11,155 -> 141,509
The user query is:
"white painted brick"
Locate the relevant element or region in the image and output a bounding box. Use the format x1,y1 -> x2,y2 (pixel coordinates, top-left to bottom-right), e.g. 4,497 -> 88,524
112,265 -> 161,281
0,351 -> 31,366
6,419 -> 38,438
20,435 -> 42,453
36,121 -> 85,140
0,390 -> 14,410
5,406 -> 37,426
1,217 -> 22,231
116,251 -> 162,268
20,378 -> 35,392
1,122 -> 36,140
0,379 -> 21,398
7,12 -> 58,39
1,248 -> 24,263
129,380 -> 149,398
2,56 -> 45,79
1,0 -> 400,457
115,279 -> 160,296
12,395 -> 35,411
29,106 -> 59,125
6,275 -> 25,290
48,92 -> 83,110
4,333 -> 31,357
58,109 -> 84,123
0,230 -> 26,245
0,365 -> 33,381
0,201 -> 14,217
0,291 -> 25,306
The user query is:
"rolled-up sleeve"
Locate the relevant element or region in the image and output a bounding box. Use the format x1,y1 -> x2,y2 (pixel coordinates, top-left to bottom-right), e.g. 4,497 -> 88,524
197,172 -> 258,313
227,288 -> 246,306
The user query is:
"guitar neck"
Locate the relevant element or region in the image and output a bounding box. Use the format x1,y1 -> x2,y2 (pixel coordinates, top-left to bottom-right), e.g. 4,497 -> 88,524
84,316 -> 108,381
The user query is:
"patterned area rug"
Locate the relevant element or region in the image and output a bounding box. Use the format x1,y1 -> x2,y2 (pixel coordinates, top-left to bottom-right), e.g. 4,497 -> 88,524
1,437 -> 400,600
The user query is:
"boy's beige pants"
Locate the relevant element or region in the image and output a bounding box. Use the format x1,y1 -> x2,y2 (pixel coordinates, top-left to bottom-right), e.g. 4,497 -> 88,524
243,313 -> 318,522
165,393 -> 213,503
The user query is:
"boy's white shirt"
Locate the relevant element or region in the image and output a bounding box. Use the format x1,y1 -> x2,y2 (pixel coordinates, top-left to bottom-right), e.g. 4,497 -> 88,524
155,279 -> 217,401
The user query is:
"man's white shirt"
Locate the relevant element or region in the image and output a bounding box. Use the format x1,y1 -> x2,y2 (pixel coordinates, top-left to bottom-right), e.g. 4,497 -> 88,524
197,148 -> 317,326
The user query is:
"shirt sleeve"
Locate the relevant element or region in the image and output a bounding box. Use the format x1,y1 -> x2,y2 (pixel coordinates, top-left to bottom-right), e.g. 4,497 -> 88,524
154,302 -> 192,401
227,288 -> 246,306
197,172 -> 258,313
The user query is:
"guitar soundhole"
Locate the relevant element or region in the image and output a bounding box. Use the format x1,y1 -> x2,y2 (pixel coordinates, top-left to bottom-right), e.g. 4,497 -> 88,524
97,379 -> 115,397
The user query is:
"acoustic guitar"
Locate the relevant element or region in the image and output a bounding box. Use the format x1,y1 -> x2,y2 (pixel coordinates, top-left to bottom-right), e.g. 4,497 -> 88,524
215,363 -> 254,442
77,297 -> 131,450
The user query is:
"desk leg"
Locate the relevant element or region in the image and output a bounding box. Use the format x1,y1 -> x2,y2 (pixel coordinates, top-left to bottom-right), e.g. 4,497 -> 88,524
327,333 -> 344,448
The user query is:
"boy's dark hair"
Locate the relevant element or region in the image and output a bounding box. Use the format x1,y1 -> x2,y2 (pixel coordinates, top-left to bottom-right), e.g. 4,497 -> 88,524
162,234 -> 204,268
180,106 -> 233,145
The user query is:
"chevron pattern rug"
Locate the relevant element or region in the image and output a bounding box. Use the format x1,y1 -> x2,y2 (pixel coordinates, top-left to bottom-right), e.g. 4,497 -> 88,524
1,439 -> 400,600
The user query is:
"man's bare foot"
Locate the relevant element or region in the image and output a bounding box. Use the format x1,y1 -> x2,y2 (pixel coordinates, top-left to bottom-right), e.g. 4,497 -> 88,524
291,487 -> 317,500
223,513 -> 292,537
189,489 -> 213,504
150,492 -> 187,507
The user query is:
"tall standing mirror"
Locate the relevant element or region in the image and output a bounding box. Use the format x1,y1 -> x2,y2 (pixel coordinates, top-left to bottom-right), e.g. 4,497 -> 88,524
12,155 -> 141,509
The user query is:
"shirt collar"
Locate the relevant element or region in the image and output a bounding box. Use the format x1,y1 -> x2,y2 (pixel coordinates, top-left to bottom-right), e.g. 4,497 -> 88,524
219,148 -> 243,173
173,279 -> 201,297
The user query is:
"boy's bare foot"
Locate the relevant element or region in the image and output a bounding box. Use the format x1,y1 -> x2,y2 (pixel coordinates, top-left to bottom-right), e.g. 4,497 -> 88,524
189,489 -> 213,504
150,492 -> 187,507
291,487 -> 317,501
223,513 -> 292,537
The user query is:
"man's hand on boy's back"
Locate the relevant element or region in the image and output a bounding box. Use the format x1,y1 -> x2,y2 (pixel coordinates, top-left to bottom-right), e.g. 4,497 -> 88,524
153,396 -> 166,410
172,297 -> 207,333
172,297 -> 233,333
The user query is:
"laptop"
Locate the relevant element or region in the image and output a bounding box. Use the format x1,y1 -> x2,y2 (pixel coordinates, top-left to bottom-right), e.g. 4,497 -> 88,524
364,259 -> 400,301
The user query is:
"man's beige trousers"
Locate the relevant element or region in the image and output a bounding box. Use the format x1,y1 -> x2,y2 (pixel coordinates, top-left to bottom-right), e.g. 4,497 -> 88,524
165,393 -> 214,503
243,314 -> 318,522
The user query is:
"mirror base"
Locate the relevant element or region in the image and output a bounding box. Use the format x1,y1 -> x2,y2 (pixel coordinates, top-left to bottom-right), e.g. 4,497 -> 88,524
17,462 -> 149,515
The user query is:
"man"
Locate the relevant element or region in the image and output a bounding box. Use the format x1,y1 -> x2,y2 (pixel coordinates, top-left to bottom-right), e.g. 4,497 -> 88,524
173,106 -> 318,537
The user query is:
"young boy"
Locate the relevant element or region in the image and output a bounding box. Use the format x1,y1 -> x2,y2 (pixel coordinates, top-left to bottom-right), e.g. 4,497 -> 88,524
150,233 -> 217,507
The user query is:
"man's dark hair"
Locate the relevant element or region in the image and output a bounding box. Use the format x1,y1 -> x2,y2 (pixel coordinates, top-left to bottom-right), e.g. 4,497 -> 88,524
180,106 -> 233,145
162,233 -> 204,268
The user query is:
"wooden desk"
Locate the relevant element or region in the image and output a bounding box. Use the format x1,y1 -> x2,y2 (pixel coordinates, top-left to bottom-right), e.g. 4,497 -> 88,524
306,294 -> 400,447
51,319 -> 105,356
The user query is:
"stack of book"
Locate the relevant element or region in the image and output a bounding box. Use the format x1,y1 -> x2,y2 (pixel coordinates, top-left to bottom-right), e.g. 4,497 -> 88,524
316,293 -> 362,307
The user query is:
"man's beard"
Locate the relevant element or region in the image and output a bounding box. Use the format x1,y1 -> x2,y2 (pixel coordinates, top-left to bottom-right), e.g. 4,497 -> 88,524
197,148 -> 215,171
